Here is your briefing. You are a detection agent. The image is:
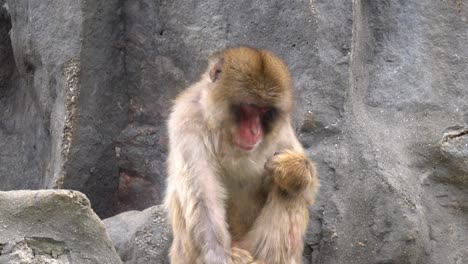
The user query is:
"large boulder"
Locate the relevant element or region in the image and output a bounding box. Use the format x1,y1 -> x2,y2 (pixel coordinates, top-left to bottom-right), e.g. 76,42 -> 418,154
0,190 -> 122,264
103,205 -> 171,264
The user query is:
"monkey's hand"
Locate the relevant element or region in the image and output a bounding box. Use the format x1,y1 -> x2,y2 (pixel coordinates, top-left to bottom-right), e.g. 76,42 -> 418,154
230,247 -> 265,264
230,247 -> 253,264
265,150 -> 318,199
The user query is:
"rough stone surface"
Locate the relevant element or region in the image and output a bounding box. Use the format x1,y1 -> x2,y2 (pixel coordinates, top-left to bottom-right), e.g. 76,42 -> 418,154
103,205 -> 171,264
0,0 -> 81,191
1,0 -> 467,263
0,0 -> 13,93
60,0 -> 129,218
0,190 -> 122,264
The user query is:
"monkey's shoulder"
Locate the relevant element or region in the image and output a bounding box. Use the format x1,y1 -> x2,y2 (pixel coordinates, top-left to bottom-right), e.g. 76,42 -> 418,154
168,89 -> 205,132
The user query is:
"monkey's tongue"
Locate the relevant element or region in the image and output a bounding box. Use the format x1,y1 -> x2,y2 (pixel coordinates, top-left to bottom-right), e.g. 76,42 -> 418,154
236,105 -> 263,151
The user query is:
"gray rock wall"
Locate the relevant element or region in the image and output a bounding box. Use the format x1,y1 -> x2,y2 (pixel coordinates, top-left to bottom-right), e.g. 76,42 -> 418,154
1,0 -> 81,190
60,0 -> 129,218
0,0 -> 467,263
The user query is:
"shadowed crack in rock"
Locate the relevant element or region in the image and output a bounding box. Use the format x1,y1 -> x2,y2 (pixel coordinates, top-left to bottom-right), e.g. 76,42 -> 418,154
441,126 -> 468,143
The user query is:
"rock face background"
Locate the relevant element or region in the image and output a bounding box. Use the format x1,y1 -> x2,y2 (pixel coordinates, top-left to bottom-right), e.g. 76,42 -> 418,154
0,0 -> 467,263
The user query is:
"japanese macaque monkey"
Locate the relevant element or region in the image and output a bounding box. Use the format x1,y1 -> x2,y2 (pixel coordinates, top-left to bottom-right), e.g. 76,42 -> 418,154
165,46 -> 319,264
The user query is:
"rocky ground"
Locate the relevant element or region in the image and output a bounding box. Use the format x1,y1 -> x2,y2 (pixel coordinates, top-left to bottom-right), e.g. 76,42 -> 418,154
0,0 -> 467,263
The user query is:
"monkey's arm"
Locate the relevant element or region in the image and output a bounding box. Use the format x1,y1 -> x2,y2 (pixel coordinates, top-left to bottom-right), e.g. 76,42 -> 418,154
268,123 -> 319,204
166,132 -> 232,264
241,124 -> 318,263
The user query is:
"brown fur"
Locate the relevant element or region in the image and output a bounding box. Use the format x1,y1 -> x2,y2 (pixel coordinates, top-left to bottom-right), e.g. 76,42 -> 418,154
165,47 -> 319,264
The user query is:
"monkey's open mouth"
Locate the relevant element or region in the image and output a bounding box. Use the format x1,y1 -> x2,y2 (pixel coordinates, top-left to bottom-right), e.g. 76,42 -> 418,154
232,104 -> 270,151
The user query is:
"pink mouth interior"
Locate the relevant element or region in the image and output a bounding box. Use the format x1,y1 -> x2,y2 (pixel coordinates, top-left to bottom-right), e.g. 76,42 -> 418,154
234,105 -> 263,151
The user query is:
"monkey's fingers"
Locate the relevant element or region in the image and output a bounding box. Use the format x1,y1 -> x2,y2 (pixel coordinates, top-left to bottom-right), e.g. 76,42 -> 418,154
229,247 -> 255,264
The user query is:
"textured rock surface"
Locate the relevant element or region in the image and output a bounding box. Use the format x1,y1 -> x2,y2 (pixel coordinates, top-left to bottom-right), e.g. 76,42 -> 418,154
0,190 -> 122,264
1,0 -> 467,263
103,205 -> 171,264
0,0 -> 81,191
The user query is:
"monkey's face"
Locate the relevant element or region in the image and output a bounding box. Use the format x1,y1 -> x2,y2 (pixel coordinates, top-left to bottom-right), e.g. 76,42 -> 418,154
208,47 -> 293,152
230,104 -> 282,151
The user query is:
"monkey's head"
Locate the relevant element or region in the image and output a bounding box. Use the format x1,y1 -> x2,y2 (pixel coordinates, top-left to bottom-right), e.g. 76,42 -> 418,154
203,47 -> 293,152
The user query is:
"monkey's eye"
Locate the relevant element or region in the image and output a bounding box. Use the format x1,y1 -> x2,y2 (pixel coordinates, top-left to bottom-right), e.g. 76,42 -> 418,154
259,107 -> 270,115
261,107 -> 278,132
261,107 -> 277,119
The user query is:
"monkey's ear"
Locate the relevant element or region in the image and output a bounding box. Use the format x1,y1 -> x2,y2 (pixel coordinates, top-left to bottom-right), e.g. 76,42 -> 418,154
209,57 -> 224,82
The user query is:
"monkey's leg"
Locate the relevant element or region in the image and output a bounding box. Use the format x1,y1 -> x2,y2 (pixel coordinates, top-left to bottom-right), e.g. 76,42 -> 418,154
239,151 -> 318,264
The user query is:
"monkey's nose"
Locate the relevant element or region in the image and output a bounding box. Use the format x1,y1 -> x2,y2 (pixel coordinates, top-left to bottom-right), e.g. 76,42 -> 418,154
250,126 -> 259,135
